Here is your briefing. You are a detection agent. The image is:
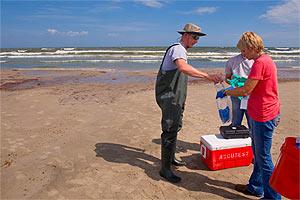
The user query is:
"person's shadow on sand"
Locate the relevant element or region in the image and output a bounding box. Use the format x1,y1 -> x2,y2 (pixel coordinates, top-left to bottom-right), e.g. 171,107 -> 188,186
152,138 -> 199,153
94,143 -> 251,199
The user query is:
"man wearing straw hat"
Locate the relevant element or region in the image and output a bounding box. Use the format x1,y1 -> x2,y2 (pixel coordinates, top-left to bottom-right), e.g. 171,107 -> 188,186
155,23 -> 221,183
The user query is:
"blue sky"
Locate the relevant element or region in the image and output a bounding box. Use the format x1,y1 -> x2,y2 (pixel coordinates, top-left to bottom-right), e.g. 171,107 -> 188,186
1,0 -> 300,48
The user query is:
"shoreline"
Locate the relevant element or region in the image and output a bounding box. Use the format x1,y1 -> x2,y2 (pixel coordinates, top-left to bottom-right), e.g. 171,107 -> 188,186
1,67 -> 299,91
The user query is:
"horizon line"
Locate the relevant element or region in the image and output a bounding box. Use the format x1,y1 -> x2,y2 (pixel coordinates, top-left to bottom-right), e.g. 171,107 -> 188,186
1,45 -> 299,49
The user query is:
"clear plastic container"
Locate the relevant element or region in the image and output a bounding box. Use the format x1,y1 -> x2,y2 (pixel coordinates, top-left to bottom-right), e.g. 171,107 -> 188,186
215,83 -> 232,125
296,136 -> 300,149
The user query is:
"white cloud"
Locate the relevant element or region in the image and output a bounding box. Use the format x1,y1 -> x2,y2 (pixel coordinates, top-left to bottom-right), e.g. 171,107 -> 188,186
194,7 -> 217,15
134,0 -> 163,8
107,33 -> 119,37
64,31 -> 88,37
181,7 -> 218,15
47,28 -> 88,37
47,29 -> 58,35
89,5 -> 122,13
260,0 -> 300,24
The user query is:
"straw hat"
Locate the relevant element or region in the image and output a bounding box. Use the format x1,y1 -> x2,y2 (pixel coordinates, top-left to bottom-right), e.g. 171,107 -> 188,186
177,23 -> 206,36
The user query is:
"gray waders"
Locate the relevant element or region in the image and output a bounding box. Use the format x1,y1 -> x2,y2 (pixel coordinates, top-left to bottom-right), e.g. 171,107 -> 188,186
155,44 -> 188,183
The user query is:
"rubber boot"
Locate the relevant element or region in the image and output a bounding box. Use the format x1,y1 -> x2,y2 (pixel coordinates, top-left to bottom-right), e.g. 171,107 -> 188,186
172,156 -> 186,166
159,137 -> 181,183
172,142 -> 186,166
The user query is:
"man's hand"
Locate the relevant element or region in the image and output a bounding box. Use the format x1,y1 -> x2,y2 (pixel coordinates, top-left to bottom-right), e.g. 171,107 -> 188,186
208,74 -> 223,83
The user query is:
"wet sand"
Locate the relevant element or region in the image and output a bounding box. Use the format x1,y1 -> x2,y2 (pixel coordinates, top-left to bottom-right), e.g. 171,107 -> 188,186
1,69 -> 299,199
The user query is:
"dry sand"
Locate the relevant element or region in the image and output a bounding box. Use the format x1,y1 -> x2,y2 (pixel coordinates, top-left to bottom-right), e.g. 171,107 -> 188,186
1,69 -> 299,199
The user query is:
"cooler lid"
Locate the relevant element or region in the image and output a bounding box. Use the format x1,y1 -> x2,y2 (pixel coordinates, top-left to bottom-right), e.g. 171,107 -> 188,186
200,134 -> 251,150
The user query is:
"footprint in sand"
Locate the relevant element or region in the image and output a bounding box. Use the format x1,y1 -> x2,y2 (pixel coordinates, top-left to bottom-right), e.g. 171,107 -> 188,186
76,119 -> 86,123
44,122 -> 51,126
53,146 -> 60,150
2,123 -> 11,129
16,138 -> 25,142
37,110 -> 44,115
40,151 -> 52,160
48,189 -> 59,197
53,146 -> 61,154
15,171 -> 27,180
9,147 -> 17,151
8,139 -> 15,145
5,113 -> 16,117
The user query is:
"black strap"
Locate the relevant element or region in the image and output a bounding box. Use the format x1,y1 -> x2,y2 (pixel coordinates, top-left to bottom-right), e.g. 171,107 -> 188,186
159,43 -> 180,70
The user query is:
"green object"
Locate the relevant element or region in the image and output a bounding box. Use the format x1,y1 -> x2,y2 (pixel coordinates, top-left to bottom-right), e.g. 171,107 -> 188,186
227,74 -> 247,100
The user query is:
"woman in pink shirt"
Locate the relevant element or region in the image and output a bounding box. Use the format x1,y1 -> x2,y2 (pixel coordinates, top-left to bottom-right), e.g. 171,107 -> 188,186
225,32 -> 281,200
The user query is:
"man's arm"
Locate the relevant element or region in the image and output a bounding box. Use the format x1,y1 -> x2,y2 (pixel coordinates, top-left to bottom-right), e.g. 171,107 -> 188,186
175,58 -> 218,82
225,78 -> 259,97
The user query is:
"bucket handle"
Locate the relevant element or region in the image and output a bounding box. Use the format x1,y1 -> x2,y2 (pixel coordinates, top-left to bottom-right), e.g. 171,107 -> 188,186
200,144 -> 206,159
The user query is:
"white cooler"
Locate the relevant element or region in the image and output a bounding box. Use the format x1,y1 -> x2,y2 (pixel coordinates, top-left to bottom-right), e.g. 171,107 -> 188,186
200,134 -> 253,170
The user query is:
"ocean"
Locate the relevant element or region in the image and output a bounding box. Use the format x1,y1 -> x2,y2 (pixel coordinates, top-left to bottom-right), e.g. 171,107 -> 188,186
1,46 -> 299,71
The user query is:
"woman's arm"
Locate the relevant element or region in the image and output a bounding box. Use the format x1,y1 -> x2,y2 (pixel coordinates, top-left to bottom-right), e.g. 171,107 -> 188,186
225,73 -> 232,84
225,78 -> 259,97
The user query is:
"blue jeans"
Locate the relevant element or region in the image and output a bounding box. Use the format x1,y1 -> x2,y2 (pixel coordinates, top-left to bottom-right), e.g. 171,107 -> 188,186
247,115 -> 281,200
231,96 -> 249,127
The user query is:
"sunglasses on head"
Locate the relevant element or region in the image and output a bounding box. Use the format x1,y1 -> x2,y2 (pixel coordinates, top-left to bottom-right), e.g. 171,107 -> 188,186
190,34 -> 199,40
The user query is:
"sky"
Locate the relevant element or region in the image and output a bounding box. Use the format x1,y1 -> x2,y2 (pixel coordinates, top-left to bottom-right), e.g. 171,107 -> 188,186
1,0 -> 300,48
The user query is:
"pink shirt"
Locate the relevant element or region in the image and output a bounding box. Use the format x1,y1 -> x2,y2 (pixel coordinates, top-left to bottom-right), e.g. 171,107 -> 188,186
247,54 -> 280,122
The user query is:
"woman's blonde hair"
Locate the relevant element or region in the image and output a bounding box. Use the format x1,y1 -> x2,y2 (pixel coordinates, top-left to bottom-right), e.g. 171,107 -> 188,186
237,32 -> 264,53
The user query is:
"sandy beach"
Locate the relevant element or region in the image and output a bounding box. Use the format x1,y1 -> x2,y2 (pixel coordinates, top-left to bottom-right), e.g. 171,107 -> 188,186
1,69 -> 299,199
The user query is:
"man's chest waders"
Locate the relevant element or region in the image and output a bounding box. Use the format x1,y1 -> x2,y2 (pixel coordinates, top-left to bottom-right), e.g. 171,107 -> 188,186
155,44 -> 187,183
155,44 -> 188,133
